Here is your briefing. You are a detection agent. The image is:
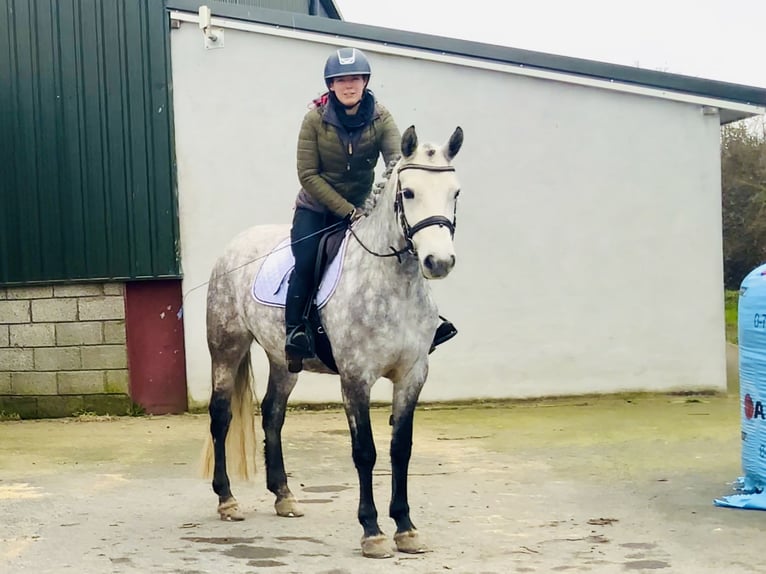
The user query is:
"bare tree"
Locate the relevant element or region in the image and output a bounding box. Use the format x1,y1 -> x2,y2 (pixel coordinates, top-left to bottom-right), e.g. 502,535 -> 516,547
721,117 -> 766,288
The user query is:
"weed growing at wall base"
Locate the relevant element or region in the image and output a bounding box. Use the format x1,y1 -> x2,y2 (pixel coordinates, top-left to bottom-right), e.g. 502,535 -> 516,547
0,410 -> 21,421
725,289 -> 738,344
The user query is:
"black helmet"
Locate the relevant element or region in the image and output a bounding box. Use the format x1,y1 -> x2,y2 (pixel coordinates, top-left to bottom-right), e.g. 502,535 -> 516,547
323,47 -> 371,86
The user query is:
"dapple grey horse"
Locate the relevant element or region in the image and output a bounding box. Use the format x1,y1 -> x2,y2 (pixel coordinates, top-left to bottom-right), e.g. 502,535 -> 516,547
202,125 -> 463,558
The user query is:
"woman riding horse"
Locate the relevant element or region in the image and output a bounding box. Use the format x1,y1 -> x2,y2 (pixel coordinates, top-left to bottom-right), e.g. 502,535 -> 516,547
284,47 -> 457,372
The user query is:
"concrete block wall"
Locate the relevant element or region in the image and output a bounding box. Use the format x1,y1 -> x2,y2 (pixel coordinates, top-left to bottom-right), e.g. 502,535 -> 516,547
0,283 -> 131,418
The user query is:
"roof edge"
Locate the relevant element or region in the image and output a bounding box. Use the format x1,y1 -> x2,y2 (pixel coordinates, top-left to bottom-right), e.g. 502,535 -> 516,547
165,0 -> 766,109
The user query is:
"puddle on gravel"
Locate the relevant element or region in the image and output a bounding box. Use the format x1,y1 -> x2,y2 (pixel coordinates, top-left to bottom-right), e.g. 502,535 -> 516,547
620,542 -> 657,550
276,536 -> 324,544
624,560 -> 670,570
181,536 -> 262,545
302,485 -> 350,493
223,545 -> 289,560
248,560 -> 287,567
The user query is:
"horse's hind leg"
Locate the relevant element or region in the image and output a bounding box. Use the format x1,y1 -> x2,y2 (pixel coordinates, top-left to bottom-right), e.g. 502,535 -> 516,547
390,366 -> 428,554
261,355 -> 303,517
209,334 -> 252,521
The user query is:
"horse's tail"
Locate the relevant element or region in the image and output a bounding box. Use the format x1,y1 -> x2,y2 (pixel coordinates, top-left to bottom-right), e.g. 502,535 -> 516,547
200,350 -> 258,481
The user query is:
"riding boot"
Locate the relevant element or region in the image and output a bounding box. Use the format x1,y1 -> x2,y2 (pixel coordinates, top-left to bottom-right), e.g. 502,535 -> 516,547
285,290 -> 315,373
429,316 -> 458,354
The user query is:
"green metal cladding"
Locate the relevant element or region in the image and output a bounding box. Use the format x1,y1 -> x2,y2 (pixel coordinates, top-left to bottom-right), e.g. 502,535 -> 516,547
0,0 -> 179,284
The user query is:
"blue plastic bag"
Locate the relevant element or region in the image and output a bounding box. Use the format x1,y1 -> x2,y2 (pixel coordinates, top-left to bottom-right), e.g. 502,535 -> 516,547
716,263 -> 766,510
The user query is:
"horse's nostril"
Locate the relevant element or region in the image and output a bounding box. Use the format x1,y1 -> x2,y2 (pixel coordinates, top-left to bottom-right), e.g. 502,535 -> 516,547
424,255 -> 435,270
449,255 -> 456,267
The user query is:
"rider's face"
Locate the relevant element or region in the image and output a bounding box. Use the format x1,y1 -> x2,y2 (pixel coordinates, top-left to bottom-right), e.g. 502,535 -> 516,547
329,75 -> 367,107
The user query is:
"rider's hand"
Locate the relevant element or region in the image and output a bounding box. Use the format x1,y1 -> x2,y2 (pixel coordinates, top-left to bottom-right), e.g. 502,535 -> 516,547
347,208 -> 364,224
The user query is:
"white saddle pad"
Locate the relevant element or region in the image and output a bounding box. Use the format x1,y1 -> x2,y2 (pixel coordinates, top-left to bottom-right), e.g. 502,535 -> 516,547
251,232 -> 349,309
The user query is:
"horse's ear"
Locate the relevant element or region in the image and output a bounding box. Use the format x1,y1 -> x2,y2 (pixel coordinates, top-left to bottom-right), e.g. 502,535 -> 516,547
444,126 -> 463,161
401,125 -> 418,158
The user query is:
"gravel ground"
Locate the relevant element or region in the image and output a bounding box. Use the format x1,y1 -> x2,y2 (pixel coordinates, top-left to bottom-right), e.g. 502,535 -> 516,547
1,393 -> 764,573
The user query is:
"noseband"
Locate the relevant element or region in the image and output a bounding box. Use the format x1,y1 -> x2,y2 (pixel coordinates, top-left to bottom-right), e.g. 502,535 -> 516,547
394,164 -> 458,255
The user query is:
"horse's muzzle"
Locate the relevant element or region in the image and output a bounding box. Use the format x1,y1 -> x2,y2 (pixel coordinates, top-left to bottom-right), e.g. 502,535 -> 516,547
422,253 -> 456,279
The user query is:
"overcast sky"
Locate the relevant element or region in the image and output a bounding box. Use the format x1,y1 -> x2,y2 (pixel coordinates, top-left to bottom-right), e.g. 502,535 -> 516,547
334,0 -> 766,89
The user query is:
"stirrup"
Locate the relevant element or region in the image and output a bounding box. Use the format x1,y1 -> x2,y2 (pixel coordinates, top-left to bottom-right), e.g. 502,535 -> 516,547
429,317 -> 457,354
285,326 -> 314,372
286,352 -> 304,374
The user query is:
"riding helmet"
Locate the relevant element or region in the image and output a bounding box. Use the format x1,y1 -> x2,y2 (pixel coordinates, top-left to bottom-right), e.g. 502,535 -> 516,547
323,47 -> 371,86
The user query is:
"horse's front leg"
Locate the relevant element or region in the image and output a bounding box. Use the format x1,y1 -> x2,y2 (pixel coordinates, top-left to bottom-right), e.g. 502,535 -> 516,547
390,364 -> 428,554
341,379 -> 392,559
262,357 -> 303,517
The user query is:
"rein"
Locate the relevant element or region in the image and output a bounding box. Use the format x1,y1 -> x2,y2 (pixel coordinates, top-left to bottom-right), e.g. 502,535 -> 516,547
348,226 -> 410,261
350,163 -> 458,262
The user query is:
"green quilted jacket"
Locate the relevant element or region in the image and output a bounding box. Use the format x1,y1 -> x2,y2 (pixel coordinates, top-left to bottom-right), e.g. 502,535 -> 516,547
296,93 -> 401,217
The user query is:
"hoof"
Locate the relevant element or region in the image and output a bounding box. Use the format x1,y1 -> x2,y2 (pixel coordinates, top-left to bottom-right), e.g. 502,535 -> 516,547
217,498 -> 245,521
394,529 -> 428,553
361,534 -> 393,559
275,495 -> 304,518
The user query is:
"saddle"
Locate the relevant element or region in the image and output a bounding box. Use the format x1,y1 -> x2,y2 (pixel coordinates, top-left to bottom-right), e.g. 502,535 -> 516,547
301,226 -> 347,373
252,227 -> 349,373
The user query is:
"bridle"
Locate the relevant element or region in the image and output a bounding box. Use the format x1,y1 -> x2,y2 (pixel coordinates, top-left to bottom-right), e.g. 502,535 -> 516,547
350,163 -> 458,261
396,164 -> 457,252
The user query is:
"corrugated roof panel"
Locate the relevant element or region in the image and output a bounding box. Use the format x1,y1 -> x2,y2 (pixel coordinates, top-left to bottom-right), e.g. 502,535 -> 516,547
215,0 -> 310,13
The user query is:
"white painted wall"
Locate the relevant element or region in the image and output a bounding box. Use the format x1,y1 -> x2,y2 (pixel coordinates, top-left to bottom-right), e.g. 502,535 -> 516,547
171,17 -> 727,406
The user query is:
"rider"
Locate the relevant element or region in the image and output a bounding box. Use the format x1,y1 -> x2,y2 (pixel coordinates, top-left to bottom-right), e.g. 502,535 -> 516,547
285,47 -> 457,372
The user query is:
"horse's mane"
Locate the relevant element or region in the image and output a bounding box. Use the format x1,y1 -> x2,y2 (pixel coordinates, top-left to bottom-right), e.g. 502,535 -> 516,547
363,157 -> 399,213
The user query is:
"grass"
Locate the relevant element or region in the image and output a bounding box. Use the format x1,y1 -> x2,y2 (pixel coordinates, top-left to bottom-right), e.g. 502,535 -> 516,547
725,289 -> 739,344
127,402 -> 146,417
72,409 -> 115,422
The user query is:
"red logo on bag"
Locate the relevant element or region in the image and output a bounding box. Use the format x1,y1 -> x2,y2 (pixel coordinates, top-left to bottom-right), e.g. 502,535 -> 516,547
745,394 -> 755,419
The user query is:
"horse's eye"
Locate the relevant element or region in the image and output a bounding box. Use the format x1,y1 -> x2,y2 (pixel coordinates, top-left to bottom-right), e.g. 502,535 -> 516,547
402,189 -> 415,200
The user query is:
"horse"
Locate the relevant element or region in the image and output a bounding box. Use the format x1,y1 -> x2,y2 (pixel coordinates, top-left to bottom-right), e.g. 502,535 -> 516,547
202,125 -> 464,558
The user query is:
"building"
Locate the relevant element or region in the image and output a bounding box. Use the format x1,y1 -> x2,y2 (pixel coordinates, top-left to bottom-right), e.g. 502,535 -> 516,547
2,0 -> 765,415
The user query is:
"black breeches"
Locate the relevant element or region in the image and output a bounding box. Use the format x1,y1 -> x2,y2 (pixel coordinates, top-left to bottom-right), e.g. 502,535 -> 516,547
285,208 -> 344,328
